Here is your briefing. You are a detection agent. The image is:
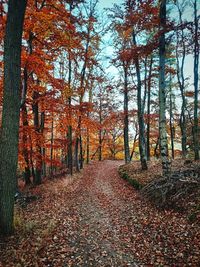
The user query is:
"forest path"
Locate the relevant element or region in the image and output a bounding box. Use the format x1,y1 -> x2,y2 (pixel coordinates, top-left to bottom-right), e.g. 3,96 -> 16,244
66,160 -> 139,266
0,160 -> 199,266
37,160 -> 199,266
51,160 -> 139,266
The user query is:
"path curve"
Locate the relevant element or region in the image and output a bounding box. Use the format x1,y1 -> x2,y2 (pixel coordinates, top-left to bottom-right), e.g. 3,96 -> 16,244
38,160 -> 199,267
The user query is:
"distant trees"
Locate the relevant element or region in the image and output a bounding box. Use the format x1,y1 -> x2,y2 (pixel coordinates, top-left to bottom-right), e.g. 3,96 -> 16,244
173,0 -> 199,160
109,0 -> 199,167
109,0 -> 158,169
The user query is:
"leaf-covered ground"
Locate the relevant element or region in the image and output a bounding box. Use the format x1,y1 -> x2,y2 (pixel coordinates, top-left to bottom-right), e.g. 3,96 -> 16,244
0,160 -> 200,266
119,159 -> 200,216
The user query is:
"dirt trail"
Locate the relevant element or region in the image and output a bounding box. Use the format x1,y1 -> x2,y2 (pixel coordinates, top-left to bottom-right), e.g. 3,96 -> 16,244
70,160 -> 138,266
1,160 -> 199,266
45,160 -> 199,266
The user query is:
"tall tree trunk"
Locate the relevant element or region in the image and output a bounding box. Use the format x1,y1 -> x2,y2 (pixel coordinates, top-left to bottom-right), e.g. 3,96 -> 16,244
99,91 -> 103,161
79,133 -> 83,168
86,82 -> 93,164
76,17 -> 91,170
0,0 -> 27,235
146,56 -> 153,161
32,91 -> 42,185
50,114 -> 54,176
132,31 -> 147,170
159,0 -> 170,175
67,2 -> 73,175
142,56 -> 148,113
98,129 -> 102,161
40,110 -> 45,174
123,64 -> 130,163
21,104 -> 31,184
193,0 -> 199,160
77,2 -> 98,168
29,133 -> 35,181
67,98 -> 73,175
75,137 -> 80,172
176,6 -> 187,158
86,128 -> 90,164
169,70 -> 175,159
42,147 -> 46,177
21,66 -> 31,185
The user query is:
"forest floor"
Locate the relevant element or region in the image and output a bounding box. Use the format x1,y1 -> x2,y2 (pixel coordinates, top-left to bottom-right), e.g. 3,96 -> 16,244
0,160 -> 200,266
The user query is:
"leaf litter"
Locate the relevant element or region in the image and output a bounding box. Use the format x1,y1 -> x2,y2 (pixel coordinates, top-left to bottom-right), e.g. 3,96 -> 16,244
0,160 -> 199,266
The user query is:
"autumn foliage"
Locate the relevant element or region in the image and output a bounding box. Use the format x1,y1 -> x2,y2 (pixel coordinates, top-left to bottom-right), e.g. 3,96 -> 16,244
0,0 -> 199,185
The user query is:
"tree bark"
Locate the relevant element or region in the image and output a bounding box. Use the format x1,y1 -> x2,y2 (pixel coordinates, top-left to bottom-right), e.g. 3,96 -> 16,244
50,114 -> 54,176
123,63 -> 130,163
21,66 -> 31,184
98,90 -> 103,161
0,0 -> 27,235
169,69 -> 175,159
146,56 -> 153,161
193,0 -> 199,160
21,103 -> 31,184
159,0 -> 170,175
86,79 -> 93,164
32,91 -> 43,185
76,11 -> 92,170
176,4 -> 187,158
132,31 -> 147,170
67,2 -> 73,175
75,137 -> 80,172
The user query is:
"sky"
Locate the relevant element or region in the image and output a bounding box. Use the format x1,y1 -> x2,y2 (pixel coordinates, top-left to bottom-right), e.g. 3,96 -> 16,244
97,0 -> 123,10
96,0 -> 125,78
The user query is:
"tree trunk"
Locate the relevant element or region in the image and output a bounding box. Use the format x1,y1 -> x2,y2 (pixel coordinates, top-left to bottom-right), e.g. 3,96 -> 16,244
21,103 -> 31,184
42,147 -> 46,177
32,91 -> 42,185
132,31 -> 147,170
86,83 -> 93,164
146,56 -> 153,161
0,0 -> 27,235
123,64 -> 130,163
159,0 -> 170,175
67,2 -> 73,175
86,128 -> 90,164
67,93 -> 73,174
98,129 -> 102,161
176,6 -> 187,158
99,91 -> 103,161
79,133 -> 83,168
193,0 -> 199,160
130,124 -> 139,161
21,66 -> 31,185
75,137 -> 80,172
67,118 -> 73,175
50,114 -> 54,176
29,134 -> 36,181
169,71 -> 175,159
76,16 -> 91,170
